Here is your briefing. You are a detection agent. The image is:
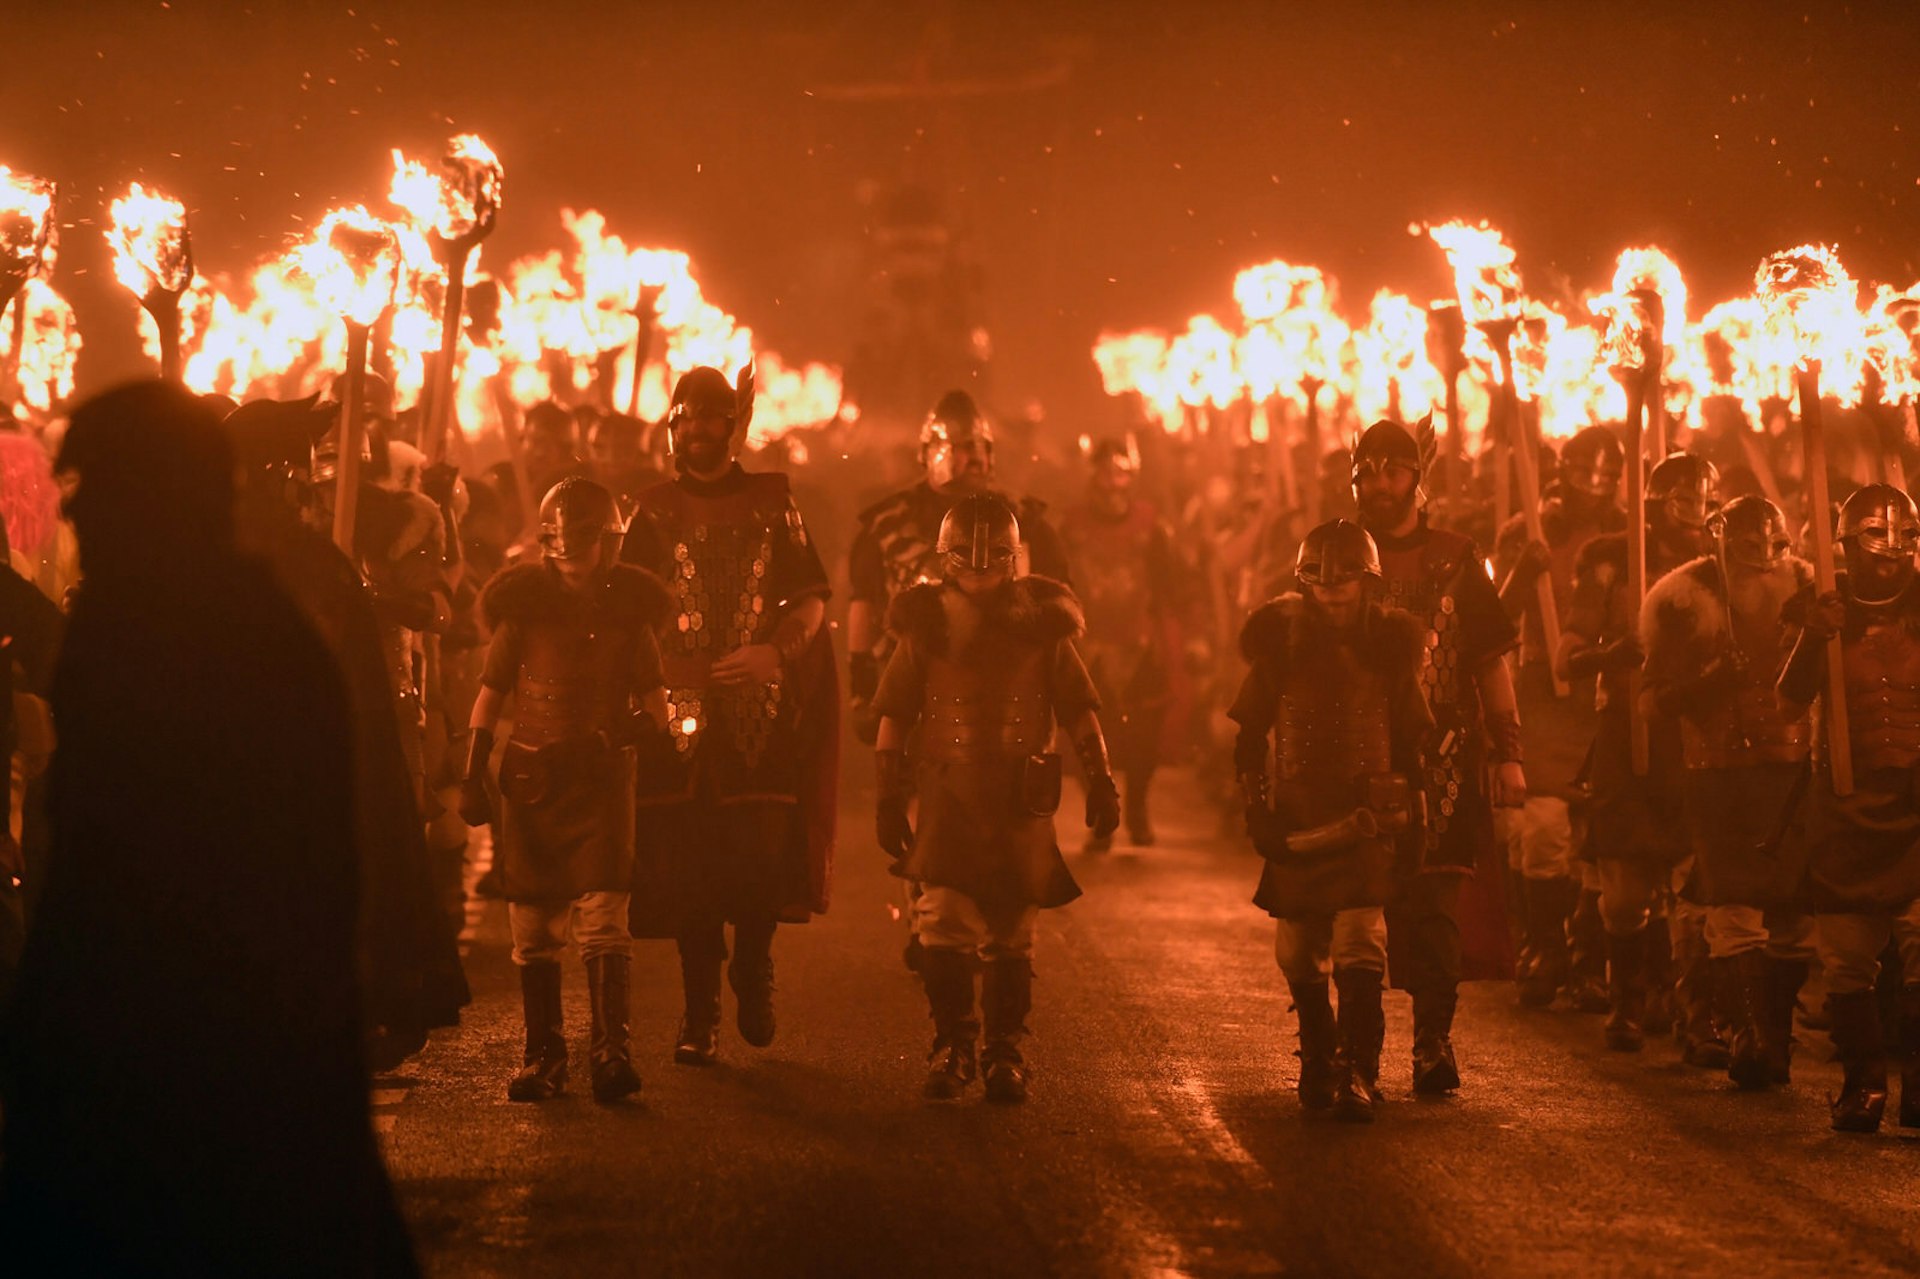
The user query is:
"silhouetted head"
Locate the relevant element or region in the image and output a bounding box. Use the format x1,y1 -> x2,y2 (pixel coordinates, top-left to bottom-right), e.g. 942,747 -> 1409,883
57,380 -> 235,578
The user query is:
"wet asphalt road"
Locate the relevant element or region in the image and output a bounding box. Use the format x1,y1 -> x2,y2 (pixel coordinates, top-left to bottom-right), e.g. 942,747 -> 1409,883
383,769 -> 1920,1278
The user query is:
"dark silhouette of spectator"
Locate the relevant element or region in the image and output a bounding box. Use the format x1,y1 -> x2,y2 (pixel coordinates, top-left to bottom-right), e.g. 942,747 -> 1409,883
0,382 -> 417,1276
225,397 -> 469,1069
0,512 -> 61,1004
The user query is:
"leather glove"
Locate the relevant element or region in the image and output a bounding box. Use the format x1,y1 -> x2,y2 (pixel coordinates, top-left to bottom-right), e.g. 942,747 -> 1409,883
459,727 -> 494,827
1803,589 -> 1848,640
875,748 -> 915,862
1077,729 -> 1121,838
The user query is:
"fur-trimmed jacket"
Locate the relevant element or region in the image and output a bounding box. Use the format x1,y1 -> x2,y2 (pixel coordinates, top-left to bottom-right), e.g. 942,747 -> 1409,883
883,573 -> 1084,658
871,575 -> 1098,913
1230,594 -> 1432,790
1639,554 -> 1813,770
479,562 -> 671,748
1229,594 -> 1434,915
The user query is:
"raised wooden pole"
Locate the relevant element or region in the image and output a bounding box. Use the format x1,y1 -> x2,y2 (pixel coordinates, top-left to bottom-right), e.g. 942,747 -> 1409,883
1798,363 -> 1853,797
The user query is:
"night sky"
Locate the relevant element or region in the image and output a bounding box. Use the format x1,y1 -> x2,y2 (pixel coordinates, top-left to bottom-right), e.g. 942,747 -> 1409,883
10,0 -> 1920,425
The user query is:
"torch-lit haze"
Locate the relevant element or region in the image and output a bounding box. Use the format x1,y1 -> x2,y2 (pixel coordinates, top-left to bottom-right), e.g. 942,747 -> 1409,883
8,0 -> 1919,425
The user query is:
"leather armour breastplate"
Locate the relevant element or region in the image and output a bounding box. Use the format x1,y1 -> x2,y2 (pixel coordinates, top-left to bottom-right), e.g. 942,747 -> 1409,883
920,643 -> 1054,764
1843,620 -> 1920,770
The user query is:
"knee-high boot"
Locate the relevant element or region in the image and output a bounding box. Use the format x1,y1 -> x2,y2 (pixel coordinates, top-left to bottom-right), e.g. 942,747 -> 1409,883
1411,984 -> 1461,1095
1289,979 -> 1336,1111
1763,956 -> 1808,1084
1674,921 -> 1729,1068
982,955 -> 1034,1104
508,962 -> 567,1101
728,919 -> 778,1048
1603,928 -> 1647,1052
587,953 -> 641,1102
1720,949 -> 1773,1089
1333,967 -> 1384,1123
675,946 -> 723,1067
1828,988 -> 1889,1133
921,947 -> 979,1101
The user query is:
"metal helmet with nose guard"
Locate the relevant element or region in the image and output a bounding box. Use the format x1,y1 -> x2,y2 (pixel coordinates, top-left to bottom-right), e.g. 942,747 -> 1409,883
936,492 -> 1020,574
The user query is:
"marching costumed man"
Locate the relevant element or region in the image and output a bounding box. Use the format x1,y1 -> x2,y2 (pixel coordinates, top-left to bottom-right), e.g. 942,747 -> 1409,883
1494,425 -> 1626,1009
621,366 -> 838,1066
1777,484 -> 1920,1133
846,390 -> 1070,968
1351,419 -> 1524,1094
1641,495 -> 1815,1089
1056,437 -> 1184,851
872,494 -> 1119,1102
463,478 -> 671,1102
1562,453 -> 1719,1053
1232,520 -> 1433,1123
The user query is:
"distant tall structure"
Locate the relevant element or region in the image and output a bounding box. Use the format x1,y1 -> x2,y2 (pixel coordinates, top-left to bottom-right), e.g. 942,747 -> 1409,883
809,5 -> 1072,421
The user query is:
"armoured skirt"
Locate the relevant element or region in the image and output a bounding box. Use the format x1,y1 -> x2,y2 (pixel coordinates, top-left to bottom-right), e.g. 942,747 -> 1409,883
1805,764 -> 1920,912
497,738 -> 636,904
1254,777 -> 1397,918
1581,706 -> 1689,870
1682,762 -> 1810,908
903,754 -> 1081,922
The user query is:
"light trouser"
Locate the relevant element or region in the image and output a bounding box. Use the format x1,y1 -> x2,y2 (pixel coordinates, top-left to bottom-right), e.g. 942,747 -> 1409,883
1816,898 -> 1920,996
1705,904 -> 1818,961
914,886 -> 1037,960
1505,796 -> 1576,880
1274,907 -> 1388,985
509,890 -> 632,966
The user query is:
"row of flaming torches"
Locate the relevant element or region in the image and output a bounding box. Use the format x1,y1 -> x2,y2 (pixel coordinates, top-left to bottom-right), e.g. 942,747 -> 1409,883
0,142 -> 847,554
1097,224 -> 1915,798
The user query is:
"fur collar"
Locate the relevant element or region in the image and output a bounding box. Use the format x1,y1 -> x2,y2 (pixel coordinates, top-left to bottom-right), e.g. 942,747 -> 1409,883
1239,592 -> 1425,672
1641,553 -> 1811,650
886,575 -> 1083,657
482,561 -> 672,631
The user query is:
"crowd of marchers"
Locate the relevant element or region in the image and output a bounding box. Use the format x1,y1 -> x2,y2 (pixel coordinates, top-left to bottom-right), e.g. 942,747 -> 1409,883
1,362 -> 1918,1270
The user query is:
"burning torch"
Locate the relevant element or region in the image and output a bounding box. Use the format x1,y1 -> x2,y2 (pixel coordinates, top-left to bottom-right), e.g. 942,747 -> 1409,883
0,169 -> 56,404
1431,221 -> 1569,697
1601,288 -> 1663,775
108,183 -> 193,382
1424,300 -> 1472,518
627,283 -> 664,419
1756,245 -> 1858,796
296,208 -> 400,556
401,135 -> 503,464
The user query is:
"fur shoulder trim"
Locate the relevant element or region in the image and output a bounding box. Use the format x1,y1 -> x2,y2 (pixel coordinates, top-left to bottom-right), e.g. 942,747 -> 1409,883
480,562 -> 557,628
481,562 -> 671,630
1004,574 -> 1083,642
1239,594 -> 1304,662
1374,602 -> 1427,672
1576,530 -> 1628,577
385,489 -> 443,561
886,581 -> 947,648
1641,556 -> 1722,647
602,564 -> 674,629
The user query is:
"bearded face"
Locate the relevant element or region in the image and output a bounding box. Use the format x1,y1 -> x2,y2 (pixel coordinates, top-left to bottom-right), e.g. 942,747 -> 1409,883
670,409 -> 736,476
1354,459 -> 1419,531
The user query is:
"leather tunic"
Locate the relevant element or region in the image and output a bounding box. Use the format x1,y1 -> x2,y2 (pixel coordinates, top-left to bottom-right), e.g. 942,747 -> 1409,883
1273,646 -> 1394,825
1841,619 -> 1920,771
509,618 -> 654,749
919,645 -> 1054,764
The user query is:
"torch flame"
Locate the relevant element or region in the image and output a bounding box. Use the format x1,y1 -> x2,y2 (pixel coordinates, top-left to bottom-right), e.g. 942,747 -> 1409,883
1425,220 -> 1523,326
1754,243 -> 1868,401
291,206 -> 400,327
109,182 -> 192,298
0,168 -> 56,288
